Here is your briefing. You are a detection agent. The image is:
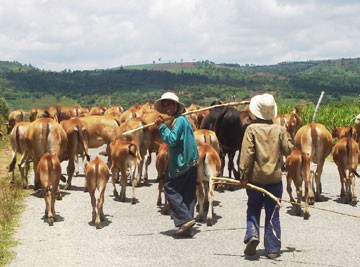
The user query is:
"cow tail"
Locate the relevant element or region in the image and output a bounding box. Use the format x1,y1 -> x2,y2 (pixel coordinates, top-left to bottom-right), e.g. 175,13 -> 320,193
8,157 -> 16,172
95,158 -> 99,189
128,143 -> 141,160
76,124 -> 90,162
202,152 -> 208,178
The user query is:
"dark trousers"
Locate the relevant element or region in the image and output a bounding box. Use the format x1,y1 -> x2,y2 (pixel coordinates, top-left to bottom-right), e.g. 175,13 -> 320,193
244,181 -> 283,254
164,166 -> 197,227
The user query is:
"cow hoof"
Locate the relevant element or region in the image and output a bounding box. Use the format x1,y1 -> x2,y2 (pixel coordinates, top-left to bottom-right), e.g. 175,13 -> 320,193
206,219 -> 213,226
113,190 -> 119,198
119,196 -> 126,202
64,183 -> 71,190
96,224 -> 102,229
56,194 -> 63,201
303,212 -> 310,220
48,218 -> 54,226
131,198 -> 137,204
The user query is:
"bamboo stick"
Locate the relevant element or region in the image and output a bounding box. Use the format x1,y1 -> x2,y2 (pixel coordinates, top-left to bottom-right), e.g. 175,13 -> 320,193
211,177 -> 281,206
122,100 -> 250,135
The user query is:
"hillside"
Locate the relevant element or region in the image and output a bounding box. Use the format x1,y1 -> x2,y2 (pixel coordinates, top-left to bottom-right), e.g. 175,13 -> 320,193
1,58 -> 360,112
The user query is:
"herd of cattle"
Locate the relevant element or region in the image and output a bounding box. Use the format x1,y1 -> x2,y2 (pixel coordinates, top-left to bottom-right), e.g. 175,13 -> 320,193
2,102 -> 360,228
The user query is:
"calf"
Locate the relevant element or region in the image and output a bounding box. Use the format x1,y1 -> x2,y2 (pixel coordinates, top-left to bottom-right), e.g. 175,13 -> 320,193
85,156 -> 110,229
155,142 -> 170,215
37,153 -> 64,226
196,144 -> 222,226
285,150 -> 313,219
333,134 -> 360,204
294,123 -> 333,202
108,139 -> 140,204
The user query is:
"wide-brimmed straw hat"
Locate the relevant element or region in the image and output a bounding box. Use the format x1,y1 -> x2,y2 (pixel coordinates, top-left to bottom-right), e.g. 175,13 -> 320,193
154,92 -> 186,114
249,93 -> 277,120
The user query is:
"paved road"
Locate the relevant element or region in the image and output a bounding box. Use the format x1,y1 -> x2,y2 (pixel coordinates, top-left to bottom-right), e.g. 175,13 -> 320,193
8,147 -> 360,267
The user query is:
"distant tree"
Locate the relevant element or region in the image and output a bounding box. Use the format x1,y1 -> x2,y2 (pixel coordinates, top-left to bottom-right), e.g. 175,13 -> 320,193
0,96 -> 9,120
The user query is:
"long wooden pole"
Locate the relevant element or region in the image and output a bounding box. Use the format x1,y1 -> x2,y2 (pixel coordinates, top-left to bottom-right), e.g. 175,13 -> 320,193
122,100 -> 250,135
312,91 -> 325,123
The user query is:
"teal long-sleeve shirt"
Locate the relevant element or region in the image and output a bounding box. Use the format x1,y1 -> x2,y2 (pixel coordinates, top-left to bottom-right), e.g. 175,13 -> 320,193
158,115 -> 198,178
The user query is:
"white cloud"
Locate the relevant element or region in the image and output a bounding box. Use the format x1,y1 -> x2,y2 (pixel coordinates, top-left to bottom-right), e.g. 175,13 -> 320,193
0,0 -> 359,71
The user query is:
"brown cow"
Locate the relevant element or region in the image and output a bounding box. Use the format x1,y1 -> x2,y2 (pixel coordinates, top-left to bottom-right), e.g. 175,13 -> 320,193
274,107 -> 302,140
140,110 -> 171,181
60,117 -> 91,190
155,142 -> 170,215
355,114 -> 360,147
85,156 -> 110,229
119,104 -> 143,123
333,134 -> 360,204
118,117 -> 151,185
8,122 -> 31,188
285,149 -> 313,219
20,118 -> 68,190
196,144 -> 221,226
29,108 -> 48,122
294,123 -> 333,202
89,106 -> 107,116
37,153 -> 65,226
6,109 -> 25,134
78,115 -> 120,149
108,139 -> 140,204
332,126 -> 355,140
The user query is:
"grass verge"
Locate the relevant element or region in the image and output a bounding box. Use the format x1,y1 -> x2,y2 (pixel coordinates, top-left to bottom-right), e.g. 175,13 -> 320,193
0,137 -> 28,267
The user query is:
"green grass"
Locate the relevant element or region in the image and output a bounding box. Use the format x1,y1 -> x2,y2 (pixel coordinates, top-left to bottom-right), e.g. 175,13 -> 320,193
0,134 -> 28,267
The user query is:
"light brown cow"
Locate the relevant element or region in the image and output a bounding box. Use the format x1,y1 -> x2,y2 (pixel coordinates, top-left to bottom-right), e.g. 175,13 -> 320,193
187,103 -> 209,129
8,122 -> 31,188
274,107 -> 303,140
78,115 -> 120,148
37,153 -> 64,226
294,123 -> 333,202
355,114 -> 360,147
29,108 -> 48,122
155,142 -> 170,215
6,109 -> 25,134
285,149 -> 313,219
119,104 -> 143,123
20,118 -> 68,190
60,117 -> 90,190
333,134 -> 360,204
332,126 -> 355,140
85,156 -> 110,229
194,129 -> 220,155
118,117 -> 151,185
196,144 -> 221,226
140,110 -> 171,181
108,139 -> 140,204
89,106 -> 107,116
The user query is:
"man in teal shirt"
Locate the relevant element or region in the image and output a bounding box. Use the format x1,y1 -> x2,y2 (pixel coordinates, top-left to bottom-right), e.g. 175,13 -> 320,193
154,92 -> 198,237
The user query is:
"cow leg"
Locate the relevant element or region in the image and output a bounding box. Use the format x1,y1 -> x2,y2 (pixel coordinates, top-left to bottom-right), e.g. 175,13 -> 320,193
89,190 -> 97,222
337,166 -> 346,197
143,152 -> 152,183
196,181 -> 205,222
219,150 -> 225,177
33,160 -> 41,190
119,168 -> 127,202
286,174 -> 296,204
206,180 -> 215,226
65,159 -> 75,190
129,160 -> 137,204
228,151 -> 236,178
74,153 -> 80,177
98,189 -> 106,221
350,173 -> 357,204
314,161 -> 325,202
45,190 -> 54,226
157,174 -> 165,206
111,167 -> 119,198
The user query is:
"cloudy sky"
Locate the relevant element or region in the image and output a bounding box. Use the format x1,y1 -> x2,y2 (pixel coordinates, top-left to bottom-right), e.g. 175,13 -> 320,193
0,0 -> 359,71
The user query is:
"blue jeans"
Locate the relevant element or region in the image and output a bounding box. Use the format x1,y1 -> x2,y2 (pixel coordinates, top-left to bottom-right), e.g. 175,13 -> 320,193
164,166 -> 197,227
244,181 -> 283,254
